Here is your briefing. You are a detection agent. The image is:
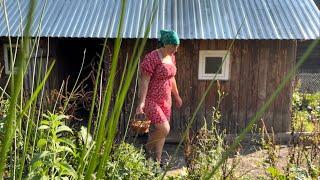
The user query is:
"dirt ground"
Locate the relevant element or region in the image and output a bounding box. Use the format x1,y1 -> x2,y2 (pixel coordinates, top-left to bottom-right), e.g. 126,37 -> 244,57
130,135 -> 291,179
231,144 -> 290,178
162,143 -> 291,178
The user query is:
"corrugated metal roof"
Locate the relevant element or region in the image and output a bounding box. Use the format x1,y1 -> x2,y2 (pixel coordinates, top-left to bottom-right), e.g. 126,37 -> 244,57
0,0 -> 319,39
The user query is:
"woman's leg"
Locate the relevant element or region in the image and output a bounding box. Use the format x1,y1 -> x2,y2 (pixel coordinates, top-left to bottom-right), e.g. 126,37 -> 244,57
145,125 -> 156,153
144,101 -> 170,162
147,121 -> 170,162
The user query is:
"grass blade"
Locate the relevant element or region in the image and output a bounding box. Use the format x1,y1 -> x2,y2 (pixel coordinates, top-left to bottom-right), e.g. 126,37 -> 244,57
85,0 -> 127,177
0,0 -> 36,174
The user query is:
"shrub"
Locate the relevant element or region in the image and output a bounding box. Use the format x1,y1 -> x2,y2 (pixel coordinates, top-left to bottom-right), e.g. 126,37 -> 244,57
0,99 -> 9,142
104,142 -> 160,180
186,121 -> 225,179
261,92 -> 320,180
28,113 -> 78,179
292,88 -> 320,132
185,88 -> 240,179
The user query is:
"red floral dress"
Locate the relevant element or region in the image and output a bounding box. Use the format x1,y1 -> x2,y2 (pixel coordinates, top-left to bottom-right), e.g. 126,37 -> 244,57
140,50 -> 177,124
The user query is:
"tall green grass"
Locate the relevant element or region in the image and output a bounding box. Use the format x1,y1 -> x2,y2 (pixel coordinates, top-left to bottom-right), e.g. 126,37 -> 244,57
85,1 -> 160,178
0,0 -> 37,174
0,0 -> 160,177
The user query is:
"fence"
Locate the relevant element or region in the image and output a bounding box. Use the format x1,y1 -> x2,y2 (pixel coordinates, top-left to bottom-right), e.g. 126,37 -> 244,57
296,72 -> 320,93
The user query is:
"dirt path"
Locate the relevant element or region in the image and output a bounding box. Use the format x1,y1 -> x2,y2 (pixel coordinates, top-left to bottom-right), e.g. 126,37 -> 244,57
233,145 -> 289,178
130,135 -> 291,178
162,143 -> 291,178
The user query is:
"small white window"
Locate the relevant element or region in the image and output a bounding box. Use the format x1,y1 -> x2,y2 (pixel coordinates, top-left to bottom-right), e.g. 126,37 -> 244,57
3,44 -> 45,75
198,50 -> 230,80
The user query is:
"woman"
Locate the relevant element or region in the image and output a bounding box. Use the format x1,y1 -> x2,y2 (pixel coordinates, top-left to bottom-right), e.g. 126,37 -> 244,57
136,30 -> 182,164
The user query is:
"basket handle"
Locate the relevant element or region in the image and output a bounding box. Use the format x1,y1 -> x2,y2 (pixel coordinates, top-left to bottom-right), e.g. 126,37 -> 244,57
134,113 -> 146,121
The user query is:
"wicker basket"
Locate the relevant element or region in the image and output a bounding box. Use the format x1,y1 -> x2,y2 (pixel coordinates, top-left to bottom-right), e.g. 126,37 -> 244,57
130,114 -> 151,135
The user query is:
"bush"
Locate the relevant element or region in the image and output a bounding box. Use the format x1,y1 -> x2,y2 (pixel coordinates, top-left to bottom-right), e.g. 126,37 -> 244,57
104,142 -> 160,180
28,113 -> 78,179
292,88 -> 320,132
185,88 -> 240,179
186,121 -> 225,179
260,90 -> 320,179
0,99 -> 9,142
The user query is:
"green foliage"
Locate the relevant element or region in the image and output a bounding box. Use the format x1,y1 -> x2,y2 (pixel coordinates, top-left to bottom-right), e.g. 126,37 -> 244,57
28,113 -> 77,179
287,165 -> 315,180
292,89 -> 320,132
0,99 -> 9,142
266,164 -> 318,180
261,89 -> 320,180
292,111 -> 314,132
186,88 -> 240,179
104,142 -> 160,180
266,166 -> 286,180
186,122 -> 225,179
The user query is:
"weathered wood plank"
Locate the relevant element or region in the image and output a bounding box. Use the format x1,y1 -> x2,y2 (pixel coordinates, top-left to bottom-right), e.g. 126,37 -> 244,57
229,41 -> 241,133
204,40 -> 217,129
181,40 -> 193,133
245,40 -> 254,131
273,40 -> 285,133
266,40 -> 278,132
282,40 -> 297,132
217,40 -> 230,131
256,41 -> 269,131
189,40 -> 200,132
194,40 -> 207,130
238,41 -> 249,130
223,41 -> 233,133
246,40 -> 260,133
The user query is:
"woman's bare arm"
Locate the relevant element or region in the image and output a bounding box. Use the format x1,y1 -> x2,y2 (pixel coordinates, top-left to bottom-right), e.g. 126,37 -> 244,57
136,73 -> 151,114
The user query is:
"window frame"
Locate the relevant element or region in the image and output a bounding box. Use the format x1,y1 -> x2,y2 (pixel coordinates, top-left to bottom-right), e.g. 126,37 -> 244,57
198,50 -> 230,80
3,44 -> 19,75
3,43 -> 45,75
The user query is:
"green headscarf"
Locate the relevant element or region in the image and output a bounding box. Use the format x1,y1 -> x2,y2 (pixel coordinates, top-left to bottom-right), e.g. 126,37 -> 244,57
159,30 -> 180,46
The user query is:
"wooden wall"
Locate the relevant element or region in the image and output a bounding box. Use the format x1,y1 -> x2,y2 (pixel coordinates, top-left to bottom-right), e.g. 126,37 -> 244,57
0,38 -> 297,136
0,38 -> 65,96
116,39 -> 297,136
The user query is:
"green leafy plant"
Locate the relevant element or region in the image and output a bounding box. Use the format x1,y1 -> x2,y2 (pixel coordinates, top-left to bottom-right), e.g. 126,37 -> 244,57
104,142 -> 160,180
292,83 -> 320,132
292,111 -> 314,132
185,86 -> 241,180
266,166 -> 286,180
28,113 -> 77,179
186,120 -> 225,179
0,99 -> 9,142
260,104 -> 320,180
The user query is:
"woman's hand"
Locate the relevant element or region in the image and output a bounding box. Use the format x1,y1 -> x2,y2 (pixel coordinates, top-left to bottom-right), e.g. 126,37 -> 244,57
175,96 -> 182,108
136,103 -> 145,114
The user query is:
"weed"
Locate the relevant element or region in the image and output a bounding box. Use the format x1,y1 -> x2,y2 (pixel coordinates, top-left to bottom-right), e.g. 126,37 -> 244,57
28,113 -> 77,179
104,142 -> 160,179
260,90 -> 320,179
185,85 -> 241,179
